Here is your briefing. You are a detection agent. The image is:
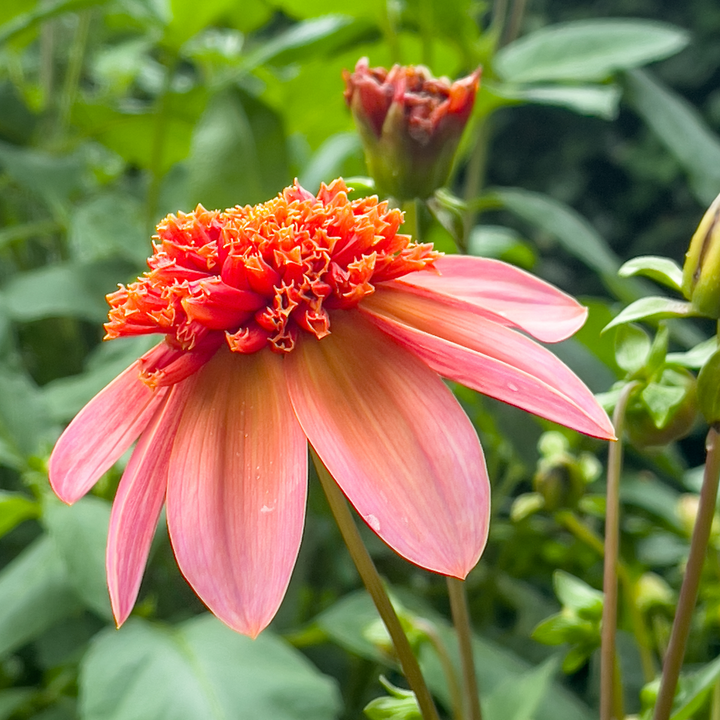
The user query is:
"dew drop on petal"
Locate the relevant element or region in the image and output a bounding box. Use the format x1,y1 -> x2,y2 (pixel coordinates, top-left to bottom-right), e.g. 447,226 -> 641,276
365,514 -> 381,532
507,382 -> 519,392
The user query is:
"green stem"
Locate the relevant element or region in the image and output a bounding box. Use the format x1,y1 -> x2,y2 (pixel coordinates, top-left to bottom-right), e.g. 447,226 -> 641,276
414,617 -> 465,720
402,200 -> 423,245
712,678 -> 720,720
447,578 -> 482,720
601,381 -> 637,720
503,0 -> 528,45
462,120 -> 489,250
653,426 -> 720,720
145,57 -> 176,232
57,10 -> 91,142
311,450 -> 441,720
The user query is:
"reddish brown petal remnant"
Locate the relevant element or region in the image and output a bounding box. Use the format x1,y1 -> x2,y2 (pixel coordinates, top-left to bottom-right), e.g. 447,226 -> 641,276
343,58 -> 481,200
105,180 -> 439,378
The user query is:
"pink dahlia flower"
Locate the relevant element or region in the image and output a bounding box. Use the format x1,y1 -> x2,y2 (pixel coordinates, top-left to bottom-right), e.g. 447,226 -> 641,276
49,179 -> 613,637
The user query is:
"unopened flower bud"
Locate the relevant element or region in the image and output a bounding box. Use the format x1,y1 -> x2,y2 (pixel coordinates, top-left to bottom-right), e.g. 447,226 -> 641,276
533,456 -> 585,511
635,573 -> 674,614
343,58 -> 481,200
625,368 -> 697,448
682,193 -> 720,317
677,493 -> 720,542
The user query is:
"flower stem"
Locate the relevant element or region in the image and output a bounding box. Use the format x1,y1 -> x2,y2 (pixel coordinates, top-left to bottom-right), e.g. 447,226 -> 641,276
601,381 -> 637,720
311,449 -> 441,720
447,577 -> 483,720
57,10 -> 91,142
414,617 -> 465,720
653,426 -> 720,720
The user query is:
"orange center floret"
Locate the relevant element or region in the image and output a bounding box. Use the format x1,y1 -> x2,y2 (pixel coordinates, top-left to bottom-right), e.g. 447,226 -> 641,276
105,179 -> 439,387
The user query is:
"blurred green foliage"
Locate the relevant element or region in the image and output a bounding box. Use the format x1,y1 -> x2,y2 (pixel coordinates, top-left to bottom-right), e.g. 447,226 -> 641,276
1,0 -> 720,718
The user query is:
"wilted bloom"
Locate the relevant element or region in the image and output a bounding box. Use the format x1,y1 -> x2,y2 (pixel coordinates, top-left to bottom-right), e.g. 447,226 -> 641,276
50,179 -> 613,637
343,58 -> 481,200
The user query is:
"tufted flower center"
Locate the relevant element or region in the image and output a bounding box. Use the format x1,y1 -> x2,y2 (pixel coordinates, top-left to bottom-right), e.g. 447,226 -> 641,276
104,179 -> 440,386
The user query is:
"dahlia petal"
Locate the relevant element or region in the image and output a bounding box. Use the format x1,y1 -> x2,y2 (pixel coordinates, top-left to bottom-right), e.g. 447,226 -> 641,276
107,380 -> 194,626
166,349 -> 307,637
361,287 -> 614,440
286,311 -> 490,579
396,255 -> 587,342
49,359 -> 169,504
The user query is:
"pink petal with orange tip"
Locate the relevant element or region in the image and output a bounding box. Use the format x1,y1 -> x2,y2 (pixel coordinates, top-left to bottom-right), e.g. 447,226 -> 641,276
396,255 -> 587,342
361,286 -> 614,440
49,358 -> 169,504
166,349 -> 307,638
106,379 -> 195,627
286,311 -> 490,579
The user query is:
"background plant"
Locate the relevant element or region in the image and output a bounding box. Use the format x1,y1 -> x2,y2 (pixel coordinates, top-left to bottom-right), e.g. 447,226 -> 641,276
1,0 -> 720,718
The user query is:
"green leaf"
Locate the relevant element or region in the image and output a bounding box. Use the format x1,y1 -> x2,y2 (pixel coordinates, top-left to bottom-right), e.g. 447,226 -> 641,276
0,0 -> 102,45
604,297 -> 699,331
488,188 -> 638,300
42,336 -> 157,423
488,82 -> 621,119
79,616 -> 341,720
495,20 -> 689,83
641,381 -> 687,429
553,571 -> 603,618
318,590 -> 594,720
299,132 -> 362,193
69,193 -> 148,265
43,496 -> 113,619
0,536 -> 82,659
697,349 -> 720,424
73,96 -> 201,175
669,655 -> 720,720
0,140 -> 87,211
619,256 -> 684,292
186,88 -> 290,208
468,224 -> 536,269
624,69 -> 720,205
0,689 -> 34,720
164,0 -> 241,49
488,187 -> 619,273
0,491 -> 39,539
1,260 -> 132,323
484,657 -> 559,720
268,0 -> 384,21
667,337 -> 719,369
0,365 -> 53,458
615,324 -> 651,374
242,15 -> 361,71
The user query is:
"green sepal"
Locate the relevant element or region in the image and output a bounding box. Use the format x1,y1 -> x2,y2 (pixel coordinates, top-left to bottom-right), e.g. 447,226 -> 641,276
614,324 -> 651,374
619,255 -> 683,291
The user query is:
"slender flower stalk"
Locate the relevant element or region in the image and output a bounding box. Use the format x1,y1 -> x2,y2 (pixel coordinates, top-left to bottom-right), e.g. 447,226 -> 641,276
653,426 -> 720,720
601,382 -> 638,720
447,578 -> 482,720
49,179 -> 614,637
312,450 -> 440,720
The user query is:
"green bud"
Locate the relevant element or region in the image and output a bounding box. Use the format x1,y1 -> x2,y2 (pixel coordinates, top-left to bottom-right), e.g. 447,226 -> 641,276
634,572 -> 674,614
682,193 -> 720,317
625,367 -> 697,448
677,493 -> 720,542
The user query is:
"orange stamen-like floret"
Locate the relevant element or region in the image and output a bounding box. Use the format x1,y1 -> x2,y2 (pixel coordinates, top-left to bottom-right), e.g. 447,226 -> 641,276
105,179 -> 439,365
